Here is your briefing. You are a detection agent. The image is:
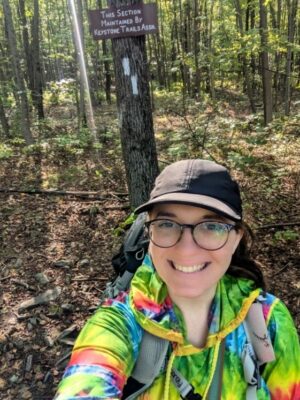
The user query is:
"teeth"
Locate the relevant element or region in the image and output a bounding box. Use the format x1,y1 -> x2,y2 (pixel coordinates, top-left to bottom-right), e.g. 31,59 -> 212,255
173,263 -> 207,273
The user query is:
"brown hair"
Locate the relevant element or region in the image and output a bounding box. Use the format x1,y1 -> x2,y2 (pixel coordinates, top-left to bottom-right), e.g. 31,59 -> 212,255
228,222 -> 266,290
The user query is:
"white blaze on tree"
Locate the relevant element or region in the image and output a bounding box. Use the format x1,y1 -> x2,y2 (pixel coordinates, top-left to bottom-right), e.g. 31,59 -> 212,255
131,75 -> 138,95
122,57 -> 131,75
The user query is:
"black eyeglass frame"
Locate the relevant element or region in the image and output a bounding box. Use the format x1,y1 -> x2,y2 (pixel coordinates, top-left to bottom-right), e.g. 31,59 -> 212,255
144,219 -> 237,251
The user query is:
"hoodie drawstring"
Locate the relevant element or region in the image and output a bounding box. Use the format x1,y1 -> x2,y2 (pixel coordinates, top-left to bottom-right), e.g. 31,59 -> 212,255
164,351 -> 176,400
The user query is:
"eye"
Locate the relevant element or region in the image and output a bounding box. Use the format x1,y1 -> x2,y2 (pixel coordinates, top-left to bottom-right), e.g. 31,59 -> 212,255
201,222 -> 226,233
156,220 -> 176,229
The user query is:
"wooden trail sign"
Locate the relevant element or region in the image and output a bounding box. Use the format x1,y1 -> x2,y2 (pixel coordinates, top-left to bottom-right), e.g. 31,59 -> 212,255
88,3 -> 158,40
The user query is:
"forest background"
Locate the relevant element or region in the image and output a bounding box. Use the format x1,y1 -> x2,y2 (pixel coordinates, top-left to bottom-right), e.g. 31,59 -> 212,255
0,0 -> 299,399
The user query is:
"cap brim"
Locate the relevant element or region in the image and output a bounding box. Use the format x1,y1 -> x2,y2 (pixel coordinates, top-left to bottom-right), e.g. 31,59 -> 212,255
135,193 -> 241,221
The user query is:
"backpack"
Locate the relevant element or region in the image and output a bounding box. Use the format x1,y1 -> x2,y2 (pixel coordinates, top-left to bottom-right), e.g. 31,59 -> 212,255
102,213 -> 275,400
103,212 -> 149,300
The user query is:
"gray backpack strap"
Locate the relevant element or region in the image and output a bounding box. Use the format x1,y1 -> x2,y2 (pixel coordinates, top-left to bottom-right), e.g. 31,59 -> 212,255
206,339 -> 226,400
131,330 -> 169,384
127,331 -> 202,400
242,295 -> 276,400
102,270 -> 135,300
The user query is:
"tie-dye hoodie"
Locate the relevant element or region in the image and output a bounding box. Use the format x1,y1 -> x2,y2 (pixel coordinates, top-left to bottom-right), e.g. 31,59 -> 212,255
54,254 -> 300,399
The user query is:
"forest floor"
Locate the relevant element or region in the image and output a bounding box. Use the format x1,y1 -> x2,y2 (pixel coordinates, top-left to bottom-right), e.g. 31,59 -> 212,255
0,90 -> 299,399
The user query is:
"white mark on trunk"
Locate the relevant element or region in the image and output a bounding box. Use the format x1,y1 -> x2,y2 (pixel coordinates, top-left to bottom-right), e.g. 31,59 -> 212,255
118,110 -> 123,127
131,75 -> 138,95
122,57 -> 130,76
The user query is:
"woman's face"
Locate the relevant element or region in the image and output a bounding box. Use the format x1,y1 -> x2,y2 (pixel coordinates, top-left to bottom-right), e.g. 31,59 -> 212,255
148,203 -> 243,302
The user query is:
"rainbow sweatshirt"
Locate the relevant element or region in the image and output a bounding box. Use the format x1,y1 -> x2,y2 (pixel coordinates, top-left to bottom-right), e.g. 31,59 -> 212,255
54,254 -> 300,399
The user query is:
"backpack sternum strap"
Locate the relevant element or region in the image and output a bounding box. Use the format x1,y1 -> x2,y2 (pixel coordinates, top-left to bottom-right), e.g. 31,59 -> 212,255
171,367 -> 202,399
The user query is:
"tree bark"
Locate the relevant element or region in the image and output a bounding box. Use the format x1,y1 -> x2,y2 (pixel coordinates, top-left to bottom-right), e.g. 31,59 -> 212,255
97,0 -> 112,104
259,0 -> 273,125
18,0 -> 33,92
103,39 -> 112,104
270,0 -> 282,110
0,54 -> 10,137
284,0 -> 298,115
108,0 -> 159,209
233,0 -> 256,112
0,96 -> 10,137
32,0 -> 45,119
2,0 -> 34,144
193,0 -> 201,98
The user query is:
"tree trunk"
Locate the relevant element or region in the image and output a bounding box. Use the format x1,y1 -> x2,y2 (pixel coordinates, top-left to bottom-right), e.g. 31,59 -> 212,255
32,0 -> 45,119
67,0 -> 90,130
270,1 -> 282,110
203,0 -> 211,94
234,0 -> 256,112
246,0 -> 257,102
2,0 -> 34,144
151,35 -> 164,88
0,55 -> 10,137
18,0 -> 34,92
108,0 -> 159,209
259,0 -> 272,125
0,96 -> 10,137
284,0 -> 298,115
103,39 -> 112,104
193,0 -> 201,98
208,0 -> 215,99
97,0 -> 112,104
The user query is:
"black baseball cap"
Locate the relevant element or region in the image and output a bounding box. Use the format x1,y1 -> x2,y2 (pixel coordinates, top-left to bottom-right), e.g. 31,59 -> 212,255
135,159 -> 242,221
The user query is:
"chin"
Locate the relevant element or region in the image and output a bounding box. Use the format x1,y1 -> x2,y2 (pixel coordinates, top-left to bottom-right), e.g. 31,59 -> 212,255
169,284 -> 213,299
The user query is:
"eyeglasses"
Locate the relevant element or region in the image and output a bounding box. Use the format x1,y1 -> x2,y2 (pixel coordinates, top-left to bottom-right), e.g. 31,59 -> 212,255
145,219 -> 236,251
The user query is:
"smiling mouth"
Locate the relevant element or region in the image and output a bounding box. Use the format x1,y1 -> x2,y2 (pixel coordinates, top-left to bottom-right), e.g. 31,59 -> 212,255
171,262 -> 210,273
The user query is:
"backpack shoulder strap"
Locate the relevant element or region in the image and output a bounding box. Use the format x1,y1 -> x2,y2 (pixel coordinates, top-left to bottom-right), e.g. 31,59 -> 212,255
122,330 -> 169,400
125,331 -> 203,400
206,339 -> 226,400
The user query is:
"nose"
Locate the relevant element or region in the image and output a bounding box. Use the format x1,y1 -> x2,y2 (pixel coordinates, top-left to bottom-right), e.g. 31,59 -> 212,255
176,226 -> 199,249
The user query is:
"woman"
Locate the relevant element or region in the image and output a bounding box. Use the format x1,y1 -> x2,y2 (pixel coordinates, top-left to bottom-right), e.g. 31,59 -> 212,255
54,159 -> 300,399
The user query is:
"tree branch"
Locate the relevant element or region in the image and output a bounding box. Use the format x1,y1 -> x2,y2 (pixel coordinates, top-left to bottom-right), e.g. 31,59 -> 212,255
256,222 -> 300,229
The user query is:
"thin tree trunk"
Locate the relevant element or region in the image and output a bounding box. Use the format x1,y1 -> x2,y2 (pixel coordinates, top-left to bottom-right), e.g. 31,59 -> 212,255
0,56 -> 10,137
203,0 -> 210,94
96,0 -> 112,104
284,0 -> 298,115
270,1 -> 282,110
246,0 -> 257,102
18,0 -> 33,92
0,96 -> 10,137
208,0 -> 215,99
32,0 -> 45,119
259,0 -> 273,125
67,0 -> 88,129
193,0 -> 201,98
103,39 -> 112,104
234,0 -> 256,112
2,0 -> 34,144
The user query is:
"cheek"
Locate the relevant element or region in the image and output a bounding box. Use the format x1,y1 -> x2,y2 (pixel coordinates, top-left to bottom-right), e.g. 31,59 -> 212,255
149,243 -> 164,263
